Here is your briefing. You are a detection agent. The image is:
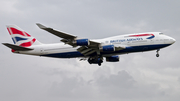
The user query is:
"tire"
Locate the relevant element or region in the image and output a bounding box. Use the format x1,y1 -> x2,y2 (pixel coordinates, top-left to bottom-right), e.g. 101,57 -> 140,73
156,54 -> 159,57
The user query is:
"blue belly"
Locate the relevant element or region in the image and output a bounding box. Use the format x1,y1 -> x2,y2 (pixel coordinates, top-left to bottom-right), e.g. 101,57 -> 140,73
41,44 -> 171,58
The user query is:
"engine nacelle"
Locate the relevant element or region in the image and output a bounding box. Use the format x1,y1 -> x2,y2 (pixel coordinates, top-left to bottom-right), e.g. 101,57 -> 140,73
100,45 -> 115,52
74,39 -> 89,46
106,56 -> 119,62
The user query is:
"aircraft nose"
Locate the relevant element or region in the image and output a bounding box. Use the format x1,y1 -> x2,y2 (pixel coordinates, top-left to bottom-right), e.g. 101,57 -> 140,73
171,37 -> 176,44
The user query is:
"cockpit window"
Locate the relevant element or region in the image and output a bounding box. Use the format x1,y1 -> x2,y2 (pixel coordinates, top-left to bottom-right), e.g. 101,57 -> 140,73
159,33 -> 163,35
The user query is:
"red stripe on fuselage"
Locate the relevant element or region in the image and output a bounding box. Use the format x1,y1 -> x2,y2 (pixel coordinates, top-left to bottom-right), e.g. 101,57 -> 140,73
129,34 -> 154,37
19,38 -> 36,47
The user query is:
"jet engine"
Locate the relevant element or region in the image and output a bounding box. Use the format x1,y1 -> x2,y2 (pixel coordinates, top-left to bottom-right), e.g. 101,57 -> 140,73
73,39 -> 89,46
106,56 -> 119,62
100,45 -> 115,52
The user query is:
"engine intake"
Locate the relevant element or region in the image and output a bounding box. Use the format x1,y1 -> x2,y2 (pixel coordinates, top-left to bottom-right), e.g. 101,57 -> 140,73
100,45 -> 115,52
74,39 -> 89,46
106,56 -> 119,62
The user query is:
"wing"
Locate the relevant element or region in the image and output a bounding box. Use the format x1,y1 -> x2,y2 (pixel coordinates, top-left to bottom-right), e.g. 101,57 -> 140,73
36,23 -> 76,39
36,23 -> 100,47
36,23 -> 125,56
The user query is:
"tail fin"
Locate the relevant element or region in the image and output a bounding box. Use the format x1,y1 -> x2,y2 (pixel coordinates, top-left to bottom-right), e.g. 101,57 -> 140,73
6,25 -> 42,47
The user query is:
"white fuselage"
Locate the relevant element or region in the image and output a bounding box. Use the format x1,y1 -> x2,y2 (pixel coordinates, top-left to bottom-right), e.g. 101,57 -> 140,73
15,32 -> 175,58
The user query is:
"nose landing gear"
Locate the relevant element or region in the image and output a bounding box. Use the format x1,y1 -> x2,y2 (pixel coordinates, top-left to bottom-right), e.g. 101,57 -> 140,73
156,49 -> 160,57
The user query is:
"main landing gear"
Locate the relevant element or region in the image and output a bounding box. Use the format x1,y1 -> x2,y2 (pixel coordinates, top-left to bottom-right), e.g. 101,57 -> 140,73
88,56 -> 103,66
156,49 -> 160,57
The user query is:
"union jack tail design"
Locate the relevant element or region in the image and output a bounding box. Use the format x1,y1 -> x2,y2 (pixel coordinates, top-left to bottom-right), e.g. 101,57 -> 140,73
6,25 -> 42,47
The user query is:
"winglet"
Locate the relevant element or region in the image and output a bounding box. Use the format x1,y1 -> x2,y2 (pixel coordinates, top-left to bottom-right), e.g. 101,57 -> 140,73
36,23 -> 52,30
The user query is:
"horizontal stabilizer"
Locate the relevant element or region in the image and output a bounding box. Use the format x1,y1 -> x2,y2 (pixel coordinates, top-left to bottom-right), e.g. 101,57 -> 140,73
2,43 -> 33,51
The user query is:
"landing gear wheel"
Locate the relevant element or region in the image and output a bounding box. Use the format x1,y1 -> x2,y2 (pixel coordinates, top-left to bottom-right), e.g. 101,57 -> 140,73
156,49 -> 160,57
88,58 -> 92,64
156,54 -> 159,57
88,56 -> 103,66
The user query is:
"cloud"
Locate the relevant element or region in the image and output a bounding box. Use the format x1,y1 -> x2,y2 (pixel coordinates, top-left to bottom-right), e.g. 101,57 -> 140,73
43,68 -> 178,101
0,0 -> 180,101
48,77 -> 95,99
94,70 -> 165,99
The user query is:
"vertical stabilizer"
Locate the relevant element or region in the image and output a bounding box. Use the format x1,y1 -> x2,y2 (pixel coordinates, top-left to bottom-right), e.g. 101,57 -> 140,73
6,25 -> 42,47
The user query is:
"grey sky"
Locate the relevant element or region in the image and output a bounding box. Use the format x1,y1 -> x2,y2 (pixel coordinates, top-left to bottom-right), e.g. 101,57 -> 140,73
0,0 -> 180,101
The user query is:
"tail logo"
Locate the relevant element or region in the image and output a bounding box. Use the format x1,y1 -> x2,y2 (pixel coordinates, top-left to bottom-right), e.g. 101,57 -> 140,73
7,27 -> 36,47
19,38 -> 36,47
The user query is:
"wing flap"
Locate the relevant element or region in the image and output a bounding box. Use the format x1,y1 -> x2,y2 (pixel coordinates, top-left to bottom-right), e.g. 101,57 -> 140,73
83,50 -> 96,56
77,46 -> 97,56
115,46 -> 126,51
2,43 -> 33,51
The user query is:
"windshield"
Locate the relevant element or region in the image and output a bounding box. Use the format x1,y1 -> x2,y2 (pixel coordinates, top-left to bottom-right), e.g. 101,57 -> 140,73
159,33 -> 163,35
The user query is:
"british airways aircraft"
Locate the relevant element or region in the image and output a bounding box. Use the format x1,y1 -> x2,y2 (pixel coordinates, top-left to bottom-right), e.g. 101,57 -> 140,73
2,23 -> 176,66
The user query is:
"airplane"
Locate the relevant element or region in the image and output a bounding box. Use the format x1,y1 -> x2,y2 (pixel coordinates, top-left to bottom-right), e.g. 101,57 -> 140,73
2,23 -> 176,66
